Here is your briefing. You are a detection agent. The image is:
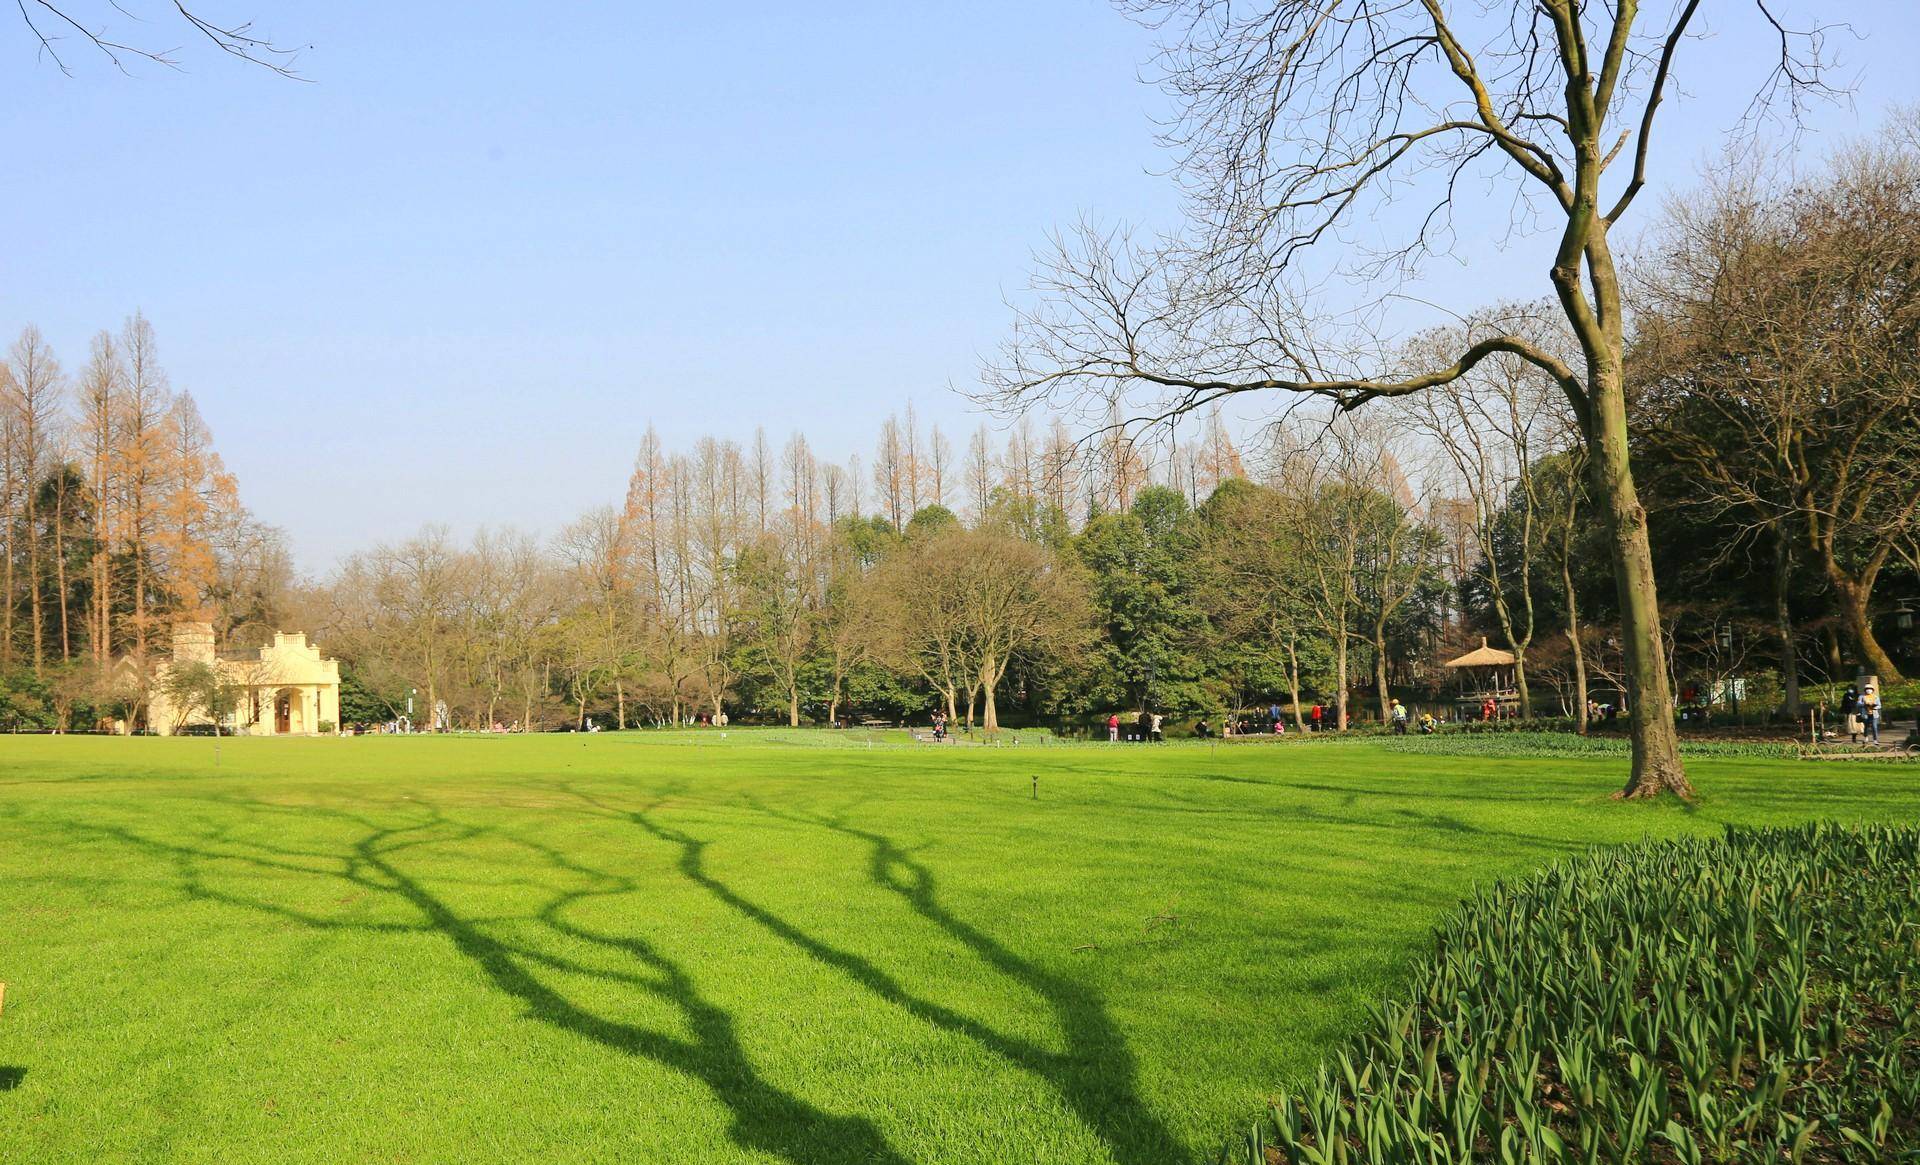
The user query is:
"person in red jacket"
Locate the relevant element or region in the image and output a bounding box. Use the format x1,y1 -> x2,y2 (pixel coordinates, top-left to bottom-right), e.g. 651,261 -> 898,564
1107,712 -> 1120,742
1309,703 -> 1323,732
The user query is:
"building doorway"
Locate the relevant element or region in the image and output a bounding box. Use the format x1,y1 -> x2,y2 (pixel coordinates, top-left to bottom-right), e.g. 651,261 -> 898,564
274,690 -> 293,735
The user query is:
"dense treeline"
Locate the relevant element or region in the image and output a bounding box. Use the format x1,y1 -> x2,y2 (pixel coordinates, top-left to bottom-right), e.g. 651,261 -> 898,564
290,403 -> 1612,734
3,127 -> 1915,733
298,412 -> 1278,732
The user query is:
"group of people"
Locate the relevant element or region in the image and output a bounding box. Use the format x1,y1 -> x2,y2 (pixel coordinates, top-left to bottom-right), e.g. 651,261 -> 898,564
1839,683 -> 1884,743
1104,711 -> 1165,742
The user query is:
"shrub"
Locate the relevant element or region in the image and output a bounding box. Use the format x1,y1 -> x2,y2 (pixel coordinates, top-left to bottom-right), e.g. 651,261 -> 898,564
1233,823 -> 1920,1164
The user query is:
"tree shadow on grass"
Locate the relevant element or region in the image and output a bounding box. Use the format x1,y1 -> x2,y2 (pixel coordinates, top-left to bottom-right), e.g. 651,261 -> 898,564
0,1067 -> 24,1091
553,784 -> 1190,1165
16,800 -> 910,1165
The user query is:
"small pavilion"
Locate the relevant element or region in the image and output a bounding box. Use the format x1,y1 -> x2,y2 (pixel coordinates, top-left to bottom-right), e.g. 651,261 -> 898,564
1443,637 -> 1521,719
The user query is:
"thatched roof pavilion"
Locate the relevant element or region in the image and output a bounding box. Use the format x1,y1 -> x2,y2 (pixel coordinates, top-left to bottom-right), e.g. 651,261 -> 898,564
1443,638 -> 1518,669
1443,638 -> 1521,716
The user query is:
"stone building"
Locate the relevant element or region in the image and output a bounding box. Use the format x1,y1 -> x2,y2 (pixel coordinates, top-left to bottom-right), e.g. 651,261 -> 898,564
143,622 -> 342,736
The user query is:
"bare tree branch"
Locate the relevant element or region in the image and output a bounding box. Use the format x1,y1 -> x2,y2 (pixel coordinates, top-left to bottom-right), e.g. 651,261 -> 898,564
16,0 -> 305,77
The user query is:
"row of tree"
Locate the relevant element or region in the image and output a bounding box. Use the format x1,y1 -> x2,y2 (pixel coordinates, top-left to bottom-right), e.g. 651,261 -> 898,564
1,314 -> 288,691
288,403 -> 1677,736
4,131 -> 1915,736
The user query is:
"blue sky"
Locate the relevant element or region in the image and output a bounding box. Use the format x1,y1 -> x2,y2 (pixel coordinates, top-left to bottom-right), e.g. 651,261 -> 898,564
2,2 -> 1913,569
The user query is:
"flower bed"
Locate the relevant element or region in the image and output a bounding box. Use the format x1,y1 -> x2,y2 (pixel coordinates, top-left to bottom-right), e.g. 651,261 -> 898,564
1235,823 -> 1920,1163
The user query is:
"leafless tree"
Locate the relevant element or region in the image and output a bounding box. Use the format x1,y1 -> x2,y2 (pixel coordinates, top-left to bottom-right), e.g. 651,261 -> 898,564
6,325 -> 62,674
927,425 -> 952,510
964,426 -> 995,523
872,415 -> 907,531
1406,305 -> 1581,719
1261,413 -> 1429,728
1636,118 -> 1920,686
986,2 -> 1837,797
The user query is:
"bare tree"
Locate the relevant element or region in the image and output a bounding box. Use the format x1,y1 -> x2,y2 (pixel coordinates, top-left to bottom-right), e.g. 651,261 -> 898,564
75,332 -> 122,664
117,311 -> 172,663
1262,414 -> 1423,729
987,3 -> 1835,797
872,415 -> 907,531
748,427 -> 773,536
927,424 -> 952,509
1636,122 -> 1920,685
1407,307 -> 1580,719
949,532 -> 1089,733
6,325 -> 62,674
964,426 -> 995,523
871,537 -> 972,725
555,506 -> 637,728
13,1 -> 304,77
902,401 -> 925,515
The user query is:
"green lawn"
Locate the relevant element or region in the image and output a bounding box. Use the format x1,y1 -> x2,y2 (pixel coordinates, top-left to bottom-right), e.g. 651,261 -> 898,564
0,732 -> 1915,1164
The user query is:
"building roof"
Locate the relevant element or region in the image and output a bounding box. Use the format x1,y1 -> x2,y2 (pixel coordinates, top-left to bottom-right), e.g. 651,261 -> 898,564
1444,637 -> 1519,668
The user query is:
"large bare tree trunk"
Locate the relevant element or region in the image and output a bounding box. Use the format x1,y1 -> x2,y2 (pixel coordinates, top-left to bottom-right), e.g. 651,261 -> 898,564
1585,373 -> 1691,799
1831,574 -> 1902,683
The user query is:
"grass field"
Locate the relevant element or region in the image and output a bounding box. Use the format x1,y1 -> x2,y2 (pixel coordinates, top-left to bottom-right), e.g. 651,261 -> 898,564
1,731 -> 1916,1164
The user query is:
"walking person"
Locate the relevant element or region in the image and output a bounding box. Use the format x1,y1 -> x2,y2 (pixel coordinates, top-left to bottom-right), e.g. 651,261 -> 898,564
1149,711 -> 1164,743
1861,684 -> 1882,744
1107,712 -> 1119,743
1309,703 -> 1323,732
1390,698 -> 1408,735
